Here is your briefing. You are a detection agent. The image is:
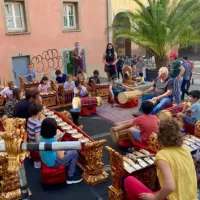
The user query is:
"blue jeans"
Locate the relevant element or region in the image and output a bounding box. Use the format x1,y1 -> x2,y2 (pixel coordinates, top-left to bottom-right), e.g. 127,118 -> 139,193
184,115 -> 197,126
53,150 -> 78,177
173,78 -> 182,104
139,93 -> 172,115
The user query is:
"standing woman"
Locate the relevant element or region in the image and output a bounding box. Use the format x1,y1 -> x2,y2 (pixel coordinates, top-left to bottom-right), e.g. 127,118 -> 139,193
102,43 -> 117,82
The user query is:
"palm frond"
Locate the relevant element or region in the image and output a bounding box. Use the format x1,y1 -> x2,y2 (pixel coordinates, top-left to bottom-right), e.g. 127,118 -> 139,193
109,0 -> 200,69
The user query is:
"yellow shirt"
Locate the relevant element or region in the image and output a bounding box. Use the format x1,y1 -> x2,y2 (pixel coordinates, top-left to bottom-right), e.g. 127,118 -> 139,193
155,146 -> 197,200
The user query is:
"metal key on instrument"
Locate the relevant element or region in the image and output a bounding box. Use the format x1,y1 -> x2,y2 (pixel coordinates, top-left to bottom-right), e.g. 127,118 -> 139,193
151,156 -> 155,161
190,144 -> 199,150
139,149 -> 150,155
183,140 -> 193,146
138,159 -> 148,168
123,162 -> 136,173
144,158 -> 154,165
185,138 -> 196,144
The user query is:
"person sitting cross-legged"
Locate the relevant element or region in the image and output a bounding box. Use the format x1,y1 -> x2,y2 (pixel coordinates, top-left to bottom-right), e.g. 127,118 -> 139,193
40,118 -> 82,184
109,75 -> 130,104
112,101 -> 159,146
88,70 -> 100,87
133,67 -> 173,117
177,90 -> 200,130
73,79 -> 88,97
64,75 -> 75,90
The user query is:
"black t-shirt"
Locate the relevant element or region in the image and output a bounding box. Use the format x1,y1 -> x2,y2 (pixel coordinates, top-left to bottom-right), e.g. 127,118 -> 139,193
88,76 -> 100,86
13,98 -> 31,120
153,77 -> 173,98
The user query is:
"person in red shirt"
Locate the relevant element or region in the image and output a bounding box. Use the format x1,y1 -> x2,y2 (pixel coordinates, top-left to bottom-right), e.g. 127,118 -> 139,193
129,101 -> 159,145
112,101 -> 159,145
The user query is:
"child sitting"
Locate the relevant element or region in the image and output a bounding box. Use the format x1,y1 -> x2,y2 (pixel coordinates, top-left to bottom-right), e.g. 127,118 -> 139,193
88,70 -> 100,87
38,77 -> 51,93
74,79 -> 88,97
77,70 -> 87,82
112,101 -> 159,145
39,118 -> 82,184
55,69 -> 67,84
27,103 -> 43,142
64,75 -> 75,90
109,75 -> 129,102
177,90 -> 200,128
131,65 -> 138,80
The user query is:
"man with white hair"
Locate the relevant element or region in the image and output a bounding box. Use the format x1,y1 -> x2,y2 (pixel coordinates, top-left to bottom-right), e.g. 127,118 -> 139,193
133,67 -> 173,116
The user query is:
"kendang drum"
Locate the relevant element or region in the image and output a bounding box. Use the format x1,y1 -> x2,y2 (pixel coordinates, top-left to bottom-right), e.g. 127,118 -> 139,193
72,97 -> 102,109
110,128 -> 130,143
118,90 -> 143,104
157,110 -> 172,122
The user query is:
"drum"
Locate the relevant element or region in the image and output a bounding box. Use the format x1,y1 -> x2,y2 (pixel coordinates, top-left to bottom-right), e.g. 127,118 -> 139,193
157,110 -> 172,122
157,102 -> 190,122
118,90 -> 143,104
110,128 -> 130,143
166,103 -> 188,116
72,97 -> 102,109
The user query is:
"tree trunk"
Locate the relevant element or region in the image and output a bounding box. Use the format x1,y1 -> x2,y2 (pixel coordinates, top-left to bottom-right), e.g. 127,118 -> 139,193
155,55 -> 168,70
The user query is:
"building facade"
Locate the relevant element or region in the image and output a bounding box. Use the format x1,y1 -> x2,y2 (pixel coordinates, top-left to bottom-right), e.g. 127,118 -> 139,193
0,0 -> 108,86
107,0 -> 148,57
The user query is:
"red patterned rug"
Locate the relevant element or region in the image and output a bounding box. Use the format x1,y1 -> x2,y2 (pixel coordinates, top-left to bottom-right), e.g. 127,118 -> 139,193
96,101 -> 137,124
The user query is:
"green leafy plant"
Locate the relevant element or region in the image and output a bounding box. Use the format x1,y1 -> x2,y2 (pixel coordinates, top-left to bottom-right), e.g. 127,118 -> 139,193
111,0 -> 200,69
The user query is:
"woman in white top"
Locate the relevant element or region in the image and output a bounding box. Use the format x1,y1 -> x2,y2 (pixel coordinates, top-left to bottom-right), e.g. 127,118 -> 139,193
73,80 -> 87,97
64,75 -> 75,90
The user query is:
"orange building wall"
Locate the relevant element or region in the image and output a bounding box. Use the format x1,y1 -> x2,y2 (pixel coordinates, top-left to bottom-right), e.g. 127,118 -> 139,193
0,0 -> 108,82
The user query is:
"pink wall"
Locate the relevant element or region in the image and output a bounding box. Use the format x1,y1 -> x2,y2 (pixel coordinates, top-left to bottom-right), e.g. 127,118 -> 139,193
0,0 -> 108,81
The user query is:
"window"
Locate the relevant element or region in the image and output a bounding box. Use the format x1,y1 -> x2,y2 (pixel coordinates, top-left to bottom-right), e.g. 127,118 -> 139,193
63,3 -> 77,29
5,2 -> 25,32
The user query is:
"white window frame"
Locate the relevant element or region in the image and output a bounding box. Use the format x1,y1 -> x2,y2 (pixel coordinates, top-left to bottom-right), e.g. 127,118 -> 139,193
63,3 -> 77,29
5,2 -> 25,32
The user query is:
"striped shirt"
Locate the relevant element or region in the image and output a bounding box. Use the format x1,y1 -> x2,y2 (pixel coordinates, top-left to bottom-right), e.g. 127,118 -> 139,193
27,118 -> 41,142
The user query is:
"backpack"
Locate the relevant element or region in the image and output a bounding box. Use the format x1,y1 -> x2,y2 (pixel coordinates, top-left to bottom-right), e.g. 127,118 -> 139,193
188,61 -> 194,70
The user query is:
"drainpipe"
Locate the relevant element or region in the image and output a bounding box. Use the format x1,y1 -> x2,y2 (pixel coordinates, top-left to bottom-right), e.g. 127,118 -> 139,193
107,0 -> 113,43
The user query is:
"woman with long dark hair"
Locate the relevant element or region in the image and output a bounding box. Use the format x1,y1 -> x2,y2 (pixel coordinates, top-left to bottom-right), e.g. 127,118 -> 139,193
102,43 -> 117,81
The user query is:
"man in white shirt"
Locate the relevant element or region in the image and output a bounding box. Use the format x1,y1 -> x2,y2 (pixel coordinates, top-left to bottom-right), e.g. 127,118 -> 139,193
73,80 -> 87,97
0,81 -> 17,97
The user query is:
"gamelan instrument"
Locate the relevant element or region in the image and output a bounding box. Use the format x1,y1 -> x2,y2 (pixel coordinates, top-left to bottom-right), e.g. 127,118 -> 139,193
72,96 -> 102,109
118,90 -> 143,104
157,102 -> 191,122
183,135 -> 200,152
123,149 -> 155,173
110,120 -> 133,143
110,128 -> 130,143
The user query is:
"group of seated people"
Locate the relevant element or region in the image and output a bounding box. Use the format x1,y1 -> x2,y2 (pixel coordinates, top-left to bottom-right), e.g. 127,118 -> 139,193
38,69 -> 101,97
112,83 -> 200,200
3,87 -> 82,184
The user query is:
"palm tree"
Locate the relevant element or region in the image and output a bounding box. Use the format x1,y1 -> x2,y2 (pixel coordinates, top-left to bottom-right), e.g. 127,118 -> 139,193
111,0 -> 200,70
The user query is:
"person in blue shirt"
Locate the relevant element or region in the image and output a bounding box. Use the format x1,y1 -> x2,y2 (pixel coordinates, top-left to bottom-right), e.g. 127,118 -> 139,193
55,69 -> 67,84
39,118 -> 82,184
23,65 -> 36,82
177,90 -> 200,127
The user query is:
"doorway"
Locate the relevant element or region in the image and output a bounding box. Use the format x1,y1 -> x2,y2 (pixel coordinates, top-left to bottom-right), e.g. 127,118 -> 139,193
12,56 -> 30,87
63,50 -> 86,75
